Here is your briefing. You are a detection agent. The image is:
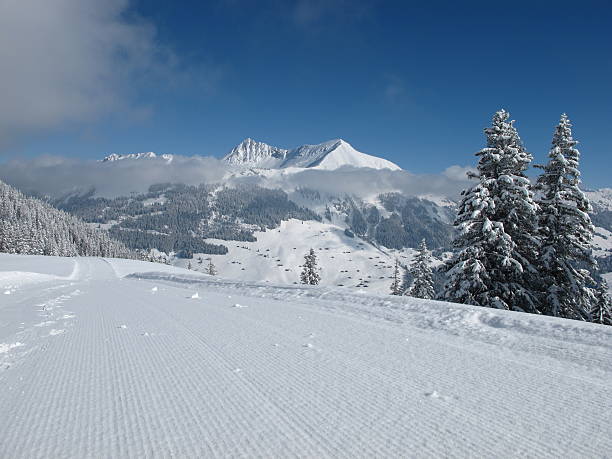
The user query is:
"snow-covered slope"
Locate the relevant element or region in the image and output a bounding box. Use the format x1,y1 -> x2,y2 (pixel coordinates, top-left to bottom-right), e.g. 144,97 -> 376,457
585,188 -> 612,212
223,138 -> 401,171
1,254 -> 611,457
282,139 -> 401,170
592,225 -> 612,258
176,219 -> 418,294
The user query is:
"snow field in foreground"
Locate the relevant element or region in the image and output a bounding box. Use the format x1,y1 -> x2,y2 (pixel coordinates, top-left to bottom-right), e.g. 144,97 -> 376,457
0,254 -> 611,458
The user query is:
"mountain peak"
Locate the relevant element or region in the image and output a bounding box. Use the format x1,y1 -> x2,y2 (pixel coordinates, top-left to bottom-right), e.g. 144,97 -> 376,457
223,139 -> 288,167
224,138 -> 401,171
282,138 -> 401,171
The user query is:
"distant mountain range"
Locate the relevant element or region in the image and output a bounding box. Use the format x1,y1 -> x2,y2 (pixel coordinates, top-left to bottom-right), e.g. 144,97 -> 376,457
102,138 -> 401,172
102,152 -> 174,163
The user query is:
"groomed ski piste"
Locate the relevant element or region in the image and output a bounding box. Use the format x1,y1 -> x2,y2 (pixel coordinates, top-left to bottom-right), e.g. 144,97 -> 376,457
1,254 -> 611,458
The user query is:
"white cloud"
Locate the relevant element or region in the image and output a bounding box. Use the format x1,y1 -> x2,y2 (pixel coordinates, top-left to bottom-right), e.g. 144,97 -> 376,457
248,167 -> 470,200
442,165 -> 477,181
0,155 -> 231,198
0,149 -> 472,202
0,154 -> 470,201
0,0 -> 176,145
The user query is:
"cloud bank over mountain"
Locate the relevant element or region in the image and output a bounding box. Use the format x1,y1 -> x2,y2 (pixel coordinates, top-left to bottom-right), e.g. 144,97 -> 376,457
236,166 -> 471,200
0,153 -> 472,200
0,155 -> 229,198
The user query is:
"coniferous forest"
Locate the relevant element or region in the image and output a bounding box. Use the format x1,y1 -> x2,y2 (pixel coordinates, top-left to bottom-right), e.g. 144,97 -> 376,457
0,180 -> 135,259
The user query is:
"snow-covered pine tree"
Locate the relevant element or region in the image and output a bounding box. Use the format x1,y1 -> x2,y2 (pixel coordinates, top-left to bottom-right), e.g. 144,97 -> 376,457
206,259 -> 217,276
442,110 -> 540,312
535,114 -> 596,320
390,259 -> 403,295
406,239 -> 435,299
300,248 -> 321,285
591,280 -> 611,325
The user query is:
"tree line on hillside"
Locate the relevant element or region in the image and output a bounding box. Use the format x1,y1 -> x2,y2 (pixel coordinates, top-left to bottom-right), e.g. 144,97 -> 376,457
330,195 -> 456,251
57,184 -> 319,254
107,228 -> 228,257
0,180 -> 135,259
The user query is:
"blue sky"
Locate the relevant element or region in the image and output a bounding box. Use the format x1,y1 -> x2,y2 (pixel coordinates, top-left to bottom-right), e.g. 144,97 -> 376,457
1,0 -> 610,187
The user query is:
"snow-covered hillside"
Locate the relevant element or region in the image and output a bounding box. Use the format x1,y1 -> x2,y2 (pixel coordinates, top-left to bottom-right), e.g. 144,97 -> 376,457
177,219 -> 418,293
585,188 -> 612,212
181,216 -> 611,293
223,138 -> 401,171
1,254 -> 611,458
593,225 -> 612,258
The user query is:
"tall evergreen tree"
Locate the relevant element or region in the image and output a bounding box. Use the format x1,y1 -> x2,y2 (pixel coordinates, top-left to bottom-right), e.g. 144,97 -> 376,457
390,259 -> 403,295
535,114 -> 596,320
300,248 -> 321,285
406,239 -> 435,299
591,280 -> 611,326
443,110 -> 539,312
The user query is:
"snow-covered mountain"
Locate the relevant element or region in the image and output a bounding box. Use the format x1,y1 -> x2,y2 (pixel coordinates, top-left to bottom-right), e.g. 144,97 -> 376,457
99,138 -> 401,172
102,152 -> 174,163
223,138 -> 402,171
223,138 -> 289,168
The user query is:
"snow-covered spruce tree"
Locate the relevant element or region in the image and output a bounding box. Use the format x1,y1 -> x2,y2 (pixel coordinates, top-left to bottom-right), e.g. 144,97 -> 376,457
390,259 -> 403,295
442,110 -> 540,312
535,114 -> 596,320
206,259 -> 217,276
406,239 -> 435,299
300,248 -> 321,285
591,280 -> 611,325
